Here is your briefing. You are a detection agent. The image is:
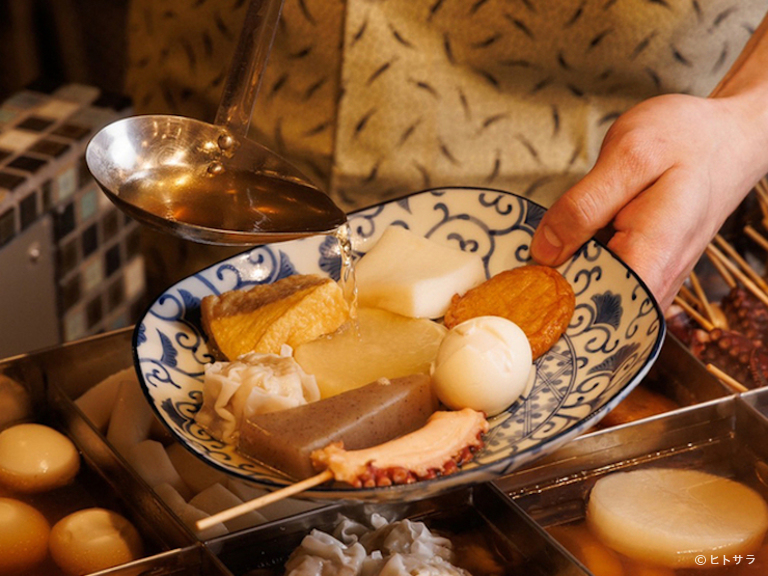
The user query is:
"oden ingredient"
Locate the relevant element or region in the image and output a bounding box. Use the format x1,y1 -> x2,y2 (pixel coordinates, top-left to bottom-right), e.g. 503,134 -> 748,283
195,348 -> 320,443
49,508 -> 143,576
0,375 -> 32,429
294,307 -> 447,398
445,264 -> 575,359
0,423 -> 80,493
355,226 -> 486,319
285,514 -> 470,576
0,498 -> 50,575
201,274 -> 349,361
432,316 -> 533,416
311,409 -> 488,488
238,374 -> 437,480
586,468 -> 768,569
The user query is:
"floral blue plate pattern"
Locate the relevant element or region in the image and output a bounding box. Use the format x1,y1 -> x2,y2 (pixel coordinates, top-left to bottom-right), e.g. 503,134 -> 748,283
134,187 -> 665,501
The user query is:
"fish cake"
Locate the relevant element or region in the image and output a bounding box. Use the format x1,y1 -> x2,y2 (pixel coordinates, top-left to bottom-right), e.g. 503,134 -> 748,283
444,265 -> 574,359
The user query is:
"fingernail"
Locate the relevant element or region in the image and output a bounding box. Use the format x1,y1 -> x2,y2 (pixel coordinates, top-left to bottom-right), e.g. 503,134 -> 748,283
532,225 -> 563,265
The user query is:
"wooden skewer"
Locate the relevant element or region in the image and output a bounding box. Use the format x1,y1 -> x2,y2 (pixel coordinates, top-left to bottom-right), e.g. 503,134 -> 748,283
704,250 -> 736,289
714,234 -> 768,295
673,296 -> 714,331
705,363 -> 749,394
757,194 -> 768,225
756,178 -> 768,203
756,181 -> 768,199
688,271 -> 718,327
756,180 -> 768,228
745,224 -> 768,253
757,194 -> 768,224
677,284 -> 704,309
195,470 -> 333,532
706,244 -> 768,308
757,177 -> 768,197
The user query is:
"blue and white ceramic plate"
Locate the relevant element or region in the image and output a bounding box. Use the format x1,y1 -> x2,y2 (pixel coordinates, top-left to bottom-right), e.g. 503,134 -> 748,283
134,187 -> 665,501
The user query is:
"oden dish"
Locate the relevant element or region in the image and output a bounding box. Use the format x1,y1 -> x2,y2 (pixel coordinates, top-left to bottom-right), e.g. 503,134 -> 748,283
133,187 -> 665,501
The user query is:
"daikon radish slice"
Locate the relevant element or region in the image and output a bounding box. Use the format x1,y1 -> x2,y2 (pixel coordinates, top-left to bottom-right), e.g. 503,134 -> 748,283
166,442 -> 227,495
153,483 -> 228,541
125,440 -> 191,499
75,368 -> 129,430
294,307 -> 446,398
355,226 -> 485,319
587,468 -> 768,569
106,371 -> 155,454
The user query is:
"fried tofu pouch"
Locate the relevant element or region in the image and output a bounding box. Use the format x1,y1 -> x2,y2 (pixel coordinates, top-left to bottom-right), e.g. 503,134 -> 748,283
444,265 -> 574,359
201,274 -> 350,361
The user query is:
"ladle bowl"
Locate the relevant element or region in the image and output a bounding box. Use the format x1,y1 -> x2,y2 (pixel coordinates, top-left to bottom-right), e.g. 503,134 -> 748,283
86,115 -> 347,245
85,0 -> 347,245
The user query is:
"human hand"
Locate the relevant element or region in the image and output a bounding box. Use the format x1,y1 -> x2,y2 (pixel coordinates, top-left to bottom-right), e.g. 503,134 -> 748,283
530,93 -> 768,310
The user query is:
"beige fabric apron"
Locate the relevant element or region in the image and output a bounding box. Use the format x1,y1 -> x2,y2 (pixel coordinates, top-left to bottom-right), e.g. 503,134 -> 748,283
127,0 -> 766,210
125,0 -> 767,286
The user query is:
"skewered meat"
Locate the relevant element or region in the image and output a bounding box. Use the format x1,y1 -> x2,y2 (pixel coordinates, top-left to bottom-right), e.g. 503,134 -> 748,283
750,346 -> 768,388
690,328 -> 762,389
722,286 -> 768,344
682,287 -> 768,389
310,409 -> 488,488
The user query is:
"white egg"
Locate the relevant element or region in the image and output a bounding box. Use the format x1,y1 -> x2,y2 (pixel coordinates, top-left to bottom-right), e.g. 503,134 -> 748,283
431,316 -> 533,416
0,497 -> 50,574
49,508 -> 143,576
0,423 -> 80,493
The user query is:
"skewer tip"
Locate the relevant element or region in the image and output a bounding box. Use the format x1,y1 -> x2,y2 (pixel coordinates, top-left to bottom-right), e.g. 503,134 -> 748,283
194,469 -> 334,532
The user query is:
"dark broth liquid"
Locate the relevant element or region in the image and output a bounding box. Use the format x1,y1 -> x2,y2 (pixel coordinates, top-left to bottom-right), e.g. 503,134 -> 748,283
119,165 -> 341,234
549,521 -> 767,575
0,449 -> 156,576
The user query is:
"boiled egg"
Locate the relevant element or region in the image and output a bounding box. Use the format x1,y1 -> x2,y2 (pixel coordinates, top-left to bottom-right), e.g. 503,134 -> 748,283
49,508 -> 143,575
0,497 -> 50,574
0,423 -> 80,493
431,316 -> 533,416
0,375 -> 32,429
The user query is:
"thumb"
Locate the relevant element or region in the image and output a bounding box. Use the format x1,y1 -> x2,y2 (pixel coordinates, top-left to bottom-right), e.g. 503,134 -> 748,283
530,146 -> 662,266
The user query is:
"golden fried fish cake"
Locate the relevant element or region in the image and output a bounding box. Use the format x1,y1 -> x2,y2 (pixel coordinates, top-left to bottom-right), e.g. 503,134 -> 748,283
444,265 -> 574,359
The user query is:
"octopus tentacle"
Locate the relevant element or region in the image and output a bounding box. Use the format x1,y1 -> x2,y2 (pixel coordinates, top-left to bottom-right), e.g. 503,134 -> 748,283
311,409 -> 488,488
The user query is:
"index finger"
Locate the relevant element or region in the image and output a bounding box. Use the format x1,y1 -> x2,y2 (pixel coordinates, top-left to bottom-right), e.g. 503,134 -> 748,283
530,136 -> 667,266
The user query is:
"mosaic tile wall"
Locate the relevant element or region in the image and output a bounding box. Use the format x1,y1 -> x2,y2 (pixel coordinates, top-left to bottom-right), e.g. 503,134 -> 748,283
0,84 -> 146,344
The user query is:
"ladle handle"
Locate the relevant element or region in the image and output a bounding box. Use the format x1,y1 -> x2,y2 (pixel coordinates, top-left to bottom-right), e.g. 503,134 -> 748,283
214,0 -> 285,139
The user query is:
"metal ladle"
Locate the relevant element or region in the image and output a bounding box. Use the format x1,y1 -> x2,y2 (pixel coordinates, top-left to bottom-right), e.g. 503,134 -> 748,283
85,0 -> 347,245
